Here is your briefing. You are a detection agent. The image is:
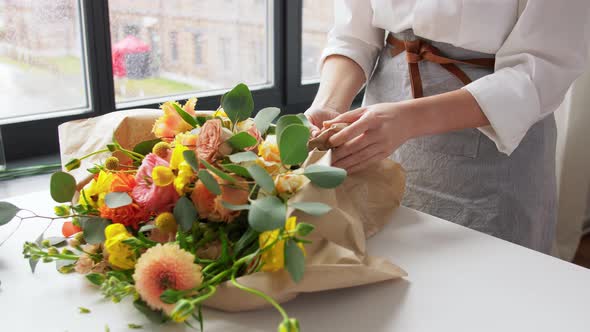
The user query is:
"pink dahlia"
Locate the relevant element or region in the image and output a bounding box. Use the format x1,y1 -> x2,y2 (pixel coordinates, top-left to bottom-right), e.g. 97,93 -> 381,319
132,153 -> 179,213
133,243 -> 203,314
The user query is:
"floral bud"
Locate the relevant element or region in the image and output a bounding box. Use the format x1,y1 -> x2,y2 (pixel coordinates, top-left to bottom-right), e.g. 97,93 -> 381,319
47,247 -> 59,255
42,257 -> 53,263
278,318 -> 300,332
54,205 -> 71,217
74,231 -> 86,244
154,212 -> 177,233
41,239 -> 51,248
61,248 -> 74,255
170,299 -> 195,323
58,264 -> 75,274
68,238 -> 80,247
152,142 -> 171,158
104,156 -> 120,170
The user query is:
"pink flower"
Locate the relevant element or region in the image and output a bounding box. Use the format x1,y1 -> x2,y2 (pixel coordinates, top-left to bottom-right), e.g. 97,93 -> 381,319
132,153 -> 179,213
133,243 -> 203,315
196,119 -> 232,163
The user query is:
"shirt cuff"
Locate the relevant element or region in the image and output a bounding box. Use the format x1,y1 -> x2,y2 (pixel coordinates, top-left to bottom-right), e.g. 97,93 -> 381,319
463,67 -> 541,155
319,37 -> 380,82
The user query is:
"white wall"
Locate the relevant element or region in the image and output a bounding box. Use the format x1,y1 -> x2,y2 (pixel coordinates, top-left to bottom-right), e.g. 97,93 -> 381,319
553,68 -> 590,260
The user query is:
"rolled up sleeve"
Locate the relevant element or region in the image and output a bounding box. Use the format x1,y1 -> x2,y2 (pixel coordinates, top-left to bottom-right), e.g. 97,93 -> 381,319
464,0 -> 590,155
319,0 -> 385,81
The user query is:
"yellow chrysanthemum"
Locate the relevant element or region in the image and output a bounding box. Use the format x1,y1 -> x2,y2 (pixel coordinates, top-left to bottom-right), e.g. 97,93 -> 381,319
104,223 -> 136,270
169,144 -> 188,170
78,170 -> 114,208
259,217 -> 304,272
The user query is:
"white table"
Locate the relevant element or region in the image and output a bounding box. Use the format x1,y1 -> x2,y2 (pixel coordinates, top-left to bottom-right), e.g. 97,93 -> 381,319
1,190 -> 589,332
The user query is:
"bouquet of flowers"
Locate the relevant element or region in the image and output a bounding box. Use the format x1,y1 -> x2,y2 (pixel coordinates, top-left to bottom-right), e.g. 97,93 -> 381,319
0,83 -> 406,331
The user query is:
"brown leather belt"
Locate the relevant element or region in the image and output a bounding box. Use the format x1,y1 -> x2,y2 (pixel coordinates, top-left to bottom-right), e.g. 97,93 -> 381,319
387,33 -> 495,99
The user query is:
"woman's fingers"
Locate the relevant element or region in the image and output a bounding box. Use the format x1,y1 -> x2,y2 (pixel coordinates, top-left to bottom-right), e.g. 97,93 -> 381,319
324,107 -> 366,127
333,143 -> 382,169
347,152 -> 390,174
332,131 -> 378,162
328,114 -> 373,147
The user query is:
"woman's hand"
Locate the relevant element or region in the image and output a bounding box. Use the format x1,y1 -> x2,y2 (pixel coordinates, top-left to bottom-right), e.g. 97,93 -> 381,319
304,105 -> 341,137
325,103 -> 415,173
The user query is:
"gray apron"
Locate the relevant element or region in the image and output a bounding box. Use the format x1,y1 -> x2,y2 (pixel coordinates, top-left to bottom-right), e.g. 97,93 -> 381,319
364,30 -> 557,253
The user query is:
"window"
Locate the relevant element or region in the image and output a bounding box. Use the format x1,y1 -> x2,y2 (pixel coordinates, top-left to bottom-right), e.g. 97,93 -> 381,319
0,0 -> 90,124
169,31 -> 179,62
108,0 -> 271,105
193,33 -> 203,66
301,0 -> 334,84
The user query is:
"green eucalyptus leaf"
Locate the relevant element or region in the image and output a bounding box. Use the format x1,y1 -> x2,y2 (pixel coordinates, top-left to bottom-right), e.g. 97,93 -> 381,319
86,273 -> 106,286
226,132 -> 257,150
221,201 -> 250,211
80,217 -> 111,245
295,222 -> 315,237
247,164 -> 275,193
105,192 -> 132,209
220,164 -> 251,178
296,113 -> 311,128
198,170 -> 221,195
278,124 -> 310,165
200,159 -> 236,183
228,151 -> 258,163
133,138 -> 161,156
285,239 -> 305,283
253,107 -> 281,134
173,103 -> 198,128
221,83 -> 254,123
50,171 -> 77,203
248,196 -> 286,232
173,196 -> 198,232
0,202 -> 20,226
182,150 -> 200,171
276,115 -> 304,146
303,165 -> 347,188
290,202 -> 332,216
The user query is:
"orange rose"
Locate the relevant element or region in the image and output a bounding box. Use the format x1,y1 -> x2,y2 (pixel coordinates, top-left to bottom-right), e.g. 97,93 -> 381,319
191,174 -> 249,222
196,119 -> 233,162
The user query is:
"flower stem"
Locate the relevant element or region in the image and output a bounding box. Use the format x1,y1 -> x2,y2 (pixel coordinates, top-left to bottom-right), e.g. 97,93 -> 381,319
230,269 -> 289,321
79,149 -> 110,160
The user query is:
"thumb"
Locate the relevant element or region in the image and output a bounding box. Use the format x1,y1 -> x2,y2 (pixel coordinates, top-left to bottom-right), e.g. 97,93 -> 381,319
323,107 -> 366,127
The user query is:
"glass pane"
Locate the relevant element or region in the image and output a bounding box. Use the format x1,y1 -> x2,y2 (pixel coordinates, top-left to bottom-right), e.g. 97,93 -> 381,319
108,0 -> 272,105
301,0 -> 333,84
0,0 -> 89,123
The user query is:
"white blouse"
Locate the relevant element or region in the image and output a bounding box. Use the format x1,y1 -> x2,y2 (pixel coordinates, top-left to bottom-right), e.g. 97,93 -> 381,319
321,0 -> 590,155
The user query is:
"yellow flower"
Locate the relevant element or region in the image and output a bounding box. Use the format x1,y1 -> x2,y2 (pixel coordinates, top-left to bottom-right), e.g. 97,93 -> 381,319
175,161 -> 194,195
152,166 -> 175,187
169,144 -> 188,170
258,136 -> 281,163
104,223 -> 136,270
154,212 -> 177,233
275,170 -> 309,196
255,157 -> 285,176
212,107 -> 232,128
213,107 -> 227,118
259,217 -> 304,272
79,170 -> 114,208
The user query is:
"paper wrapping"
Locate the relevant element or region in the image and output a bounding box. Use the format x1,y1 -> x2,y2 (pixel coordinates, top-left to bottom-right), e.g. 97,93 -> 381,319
58,109 -> 407,312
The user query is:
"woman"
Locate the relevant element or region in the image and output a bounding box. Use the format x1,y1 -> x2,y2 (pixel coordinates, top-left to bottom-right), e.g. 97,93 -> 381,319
306,0 -> 589,253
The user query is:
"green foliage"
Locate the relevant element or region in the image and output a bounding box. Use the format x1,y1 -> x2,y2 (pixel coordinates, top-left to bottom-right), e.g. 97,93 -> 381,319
228,151 -> 258,163
284,239 -> 305,283
278,124 -> 310,165
295,223 -> 315,237
200,159 -> 236,184
0,202 -> 20,226
133,139 -> 161,156
247,164 -> 275,193
226,132 -> 257,150
221,164 -> 250,178
248,196 -> 287,232
86,273 -> 106,286
253,107 -> 281,134
80,217 -> 111,244
173,103 -> 197,128
289,202 -> 332,216
50,171 -> 77,203
221,83 -> 254,124
276,115 -> 303,146
173,196 -> 198,232
133,299 -> 168,324
64,158 -> 81,171
104,192 -> 132,209
182,150 -> 199,171
233,227 -> 259,258
303,165 -> 347,188
198,170 -> 221,195
221,201 -> 250,211
79,307 -> 91,314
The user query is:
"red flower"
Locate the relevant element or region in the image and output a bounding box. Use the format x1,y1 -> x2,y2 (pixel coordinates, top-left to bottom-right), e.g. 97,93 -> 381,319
99,203 -> 151,230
